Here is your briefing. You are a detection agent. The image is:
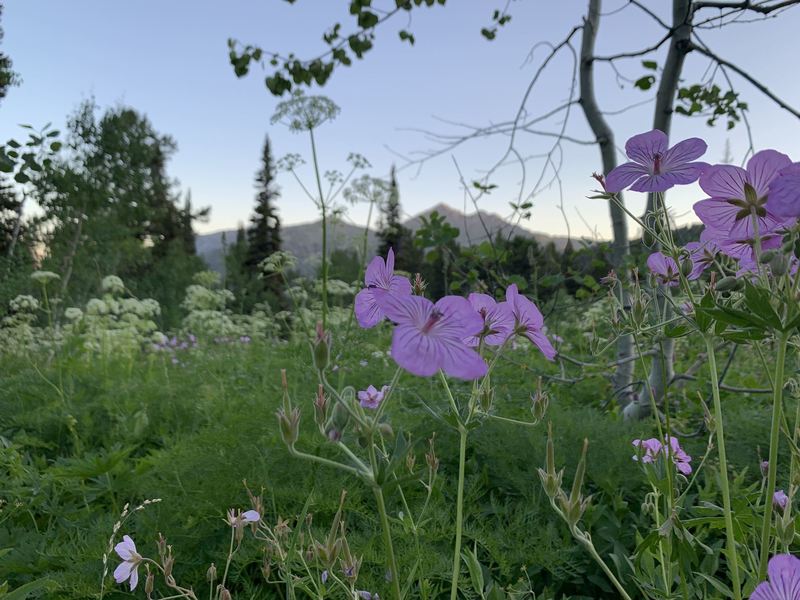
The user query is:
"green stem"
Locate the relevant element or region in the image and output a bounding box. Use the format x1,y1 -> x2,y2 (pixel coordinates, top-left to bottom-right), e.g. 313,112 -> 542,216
309,127 -> 328,329
758,332 -> 790,579
368,443 -> 402,600
704,336 -> 742,600
450,423 -> 467,600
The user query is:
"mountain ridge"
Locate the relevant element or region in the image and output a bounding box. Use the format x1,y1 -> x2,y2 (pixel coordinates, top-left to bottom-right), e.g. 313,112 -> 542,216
196,203 -> 574,275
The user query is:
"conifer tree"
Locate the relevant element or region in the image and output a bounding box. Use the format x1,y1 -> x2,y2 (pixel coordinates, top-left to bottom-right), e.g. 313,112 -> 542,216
246,135 -> 283,306
377,165 -> 419,273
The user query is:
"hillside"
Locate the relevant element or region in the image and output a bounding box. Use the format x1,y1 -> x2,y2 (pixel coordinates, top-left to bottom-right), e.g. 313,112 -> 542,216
196,203 -> 572,275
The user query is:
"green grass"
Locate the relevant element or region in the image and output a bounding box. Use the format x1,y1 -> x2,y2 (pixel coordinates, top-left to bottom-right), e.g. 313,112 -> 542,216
0,324 -> 783,599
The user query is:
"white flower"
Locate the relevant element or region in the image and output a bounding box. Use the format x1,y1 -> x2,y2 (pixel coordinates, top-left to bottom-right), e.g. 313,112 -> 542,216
86,299 -> 108,315
30,270 -> 60,284
113,535 -> 142,590
64,307 -> 83,321
9,295 -> 39,313
101,275 -> 125,295
226,508 -> 260,527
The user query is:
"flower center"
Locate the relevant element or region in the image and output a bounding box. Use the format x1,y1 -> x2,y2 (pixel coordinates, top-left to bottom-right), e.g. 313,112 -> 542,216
731,182 -> 768,221
421,309 -> 443,334
653,153 -> 663,175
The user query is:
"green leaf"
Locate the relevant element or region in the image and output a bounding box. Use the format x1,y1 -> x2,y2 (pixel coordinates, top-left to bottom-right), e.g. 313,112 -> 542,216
634,75 -> 656,91
357,10 -> 379,28
462,544 -> 485,598
642,60 -> 657,70
1,578 -> 52,600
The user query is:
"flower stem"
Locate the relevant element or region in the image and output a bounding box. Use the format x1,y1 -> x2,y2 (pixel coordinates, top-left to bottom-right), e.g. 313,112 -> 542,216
309,127 -> 328,330
450,423 -> 468,600
758,331 -> 790,580
367,441 -> 402,600
704,336 -> 742,600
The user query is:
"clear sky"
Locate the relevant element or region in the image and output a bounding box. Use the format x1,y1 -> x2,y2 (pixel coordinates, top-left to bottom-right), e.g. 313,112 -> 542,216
3,1 -> 800,239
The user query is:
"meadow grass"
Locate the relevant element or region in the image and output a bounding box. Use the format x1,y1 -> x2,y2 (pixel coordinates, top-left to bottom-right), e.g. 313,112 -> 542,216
0,324 -> 781,598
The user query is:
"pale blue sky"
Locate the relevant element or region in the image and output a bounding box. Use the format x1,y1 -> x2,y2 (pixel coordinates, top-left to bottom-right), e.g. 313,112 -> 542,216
2,1 -> 800,239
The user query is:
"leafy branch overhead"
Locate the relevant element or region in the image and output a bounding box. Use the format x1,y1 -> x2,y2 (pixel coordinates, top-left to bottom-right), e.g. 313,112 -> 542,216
227,0 -> 513,96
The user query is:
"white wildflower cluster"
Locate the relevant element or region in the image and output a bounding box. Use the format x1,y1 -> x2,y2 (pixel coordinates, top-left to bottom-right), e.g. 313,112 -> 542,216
259,250 -> 297,275
64,276 -> 162,354
181,272 -> 277,340
30,270 -> 60,285
101,275 -> 126,295
0,294 -> 43,353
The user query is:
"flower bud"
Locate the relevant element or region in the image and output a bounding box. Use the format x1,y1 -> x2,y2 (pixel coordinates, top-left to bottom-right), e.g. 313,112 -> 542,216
326,401 -> 350,441
480,386 -> 494,412
538,422 -> 564,500
530,377 -> 549,423
312,322 -> 331,371
760,460 -> 770,478
426,434 -> 439,473
262,561 -> 271,581
715,276 -> 739,292
163,556 -> 174,578
770,252 -> 789,276
412,273 -> 427,296
406,452 -> 416,473
680,257 -> 694,277
378,422 -> 394,438
760,249 -> 778,264
207,563 -> 217,582
220,588 -> 232,600
144,569 -> 154,596
276,406 -> 301,447
314,385 -> 328,431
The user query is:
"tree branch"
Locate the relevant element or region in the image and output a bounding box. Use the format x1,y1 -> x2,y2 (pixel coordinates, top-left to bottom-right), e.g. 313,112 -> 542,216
693,0 -> 800,13
688,41 -> 800,119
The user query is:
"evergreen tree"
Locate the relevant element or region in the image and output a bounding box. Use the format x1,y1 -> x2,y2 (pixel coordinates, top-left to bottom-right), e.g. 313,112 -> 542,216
245,135 -> 283,308
225,224 -> 251,312
377,165 -> 419,273
246,136 -> 282,269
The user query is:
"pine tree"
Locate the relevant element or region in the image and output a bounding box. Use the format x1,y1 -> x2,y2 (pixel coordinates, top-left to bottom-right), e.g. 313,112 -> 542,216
246,135 -> 283,307
377,165 -> 419,273
246,136 -> 281,270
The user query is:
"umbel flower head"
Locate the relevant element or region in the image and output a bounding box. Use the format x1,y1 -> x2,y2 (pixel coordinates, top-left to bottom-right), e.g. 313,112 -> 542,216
604,129 -> 708,193
751,554 -> 800,600
382,294 -> 487,380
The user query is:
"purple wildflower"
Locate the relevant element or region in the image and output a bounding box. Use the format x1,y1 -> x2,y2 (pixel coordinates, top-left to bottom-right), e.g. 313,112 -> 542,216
684,240 -> 718,279
114,535 -> 142,591
464,292 -> 514,347
358,385 -> 388,410
227,508 -> 260,527
751,554 -> 800,600
646,252 -> 680,287
761,460 -> 770,478
382,294 -> 487,380
632,436 -> 692,475
774,490 -> 789,511
694,150 -> 795,239
506,284 -> 556,361
357,592 -> 379,600
355,248 -> 412,328
321,570 -> 329,584
767,163 -> 800,218
605,129 -> 708,193
240,335 -> 251,344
